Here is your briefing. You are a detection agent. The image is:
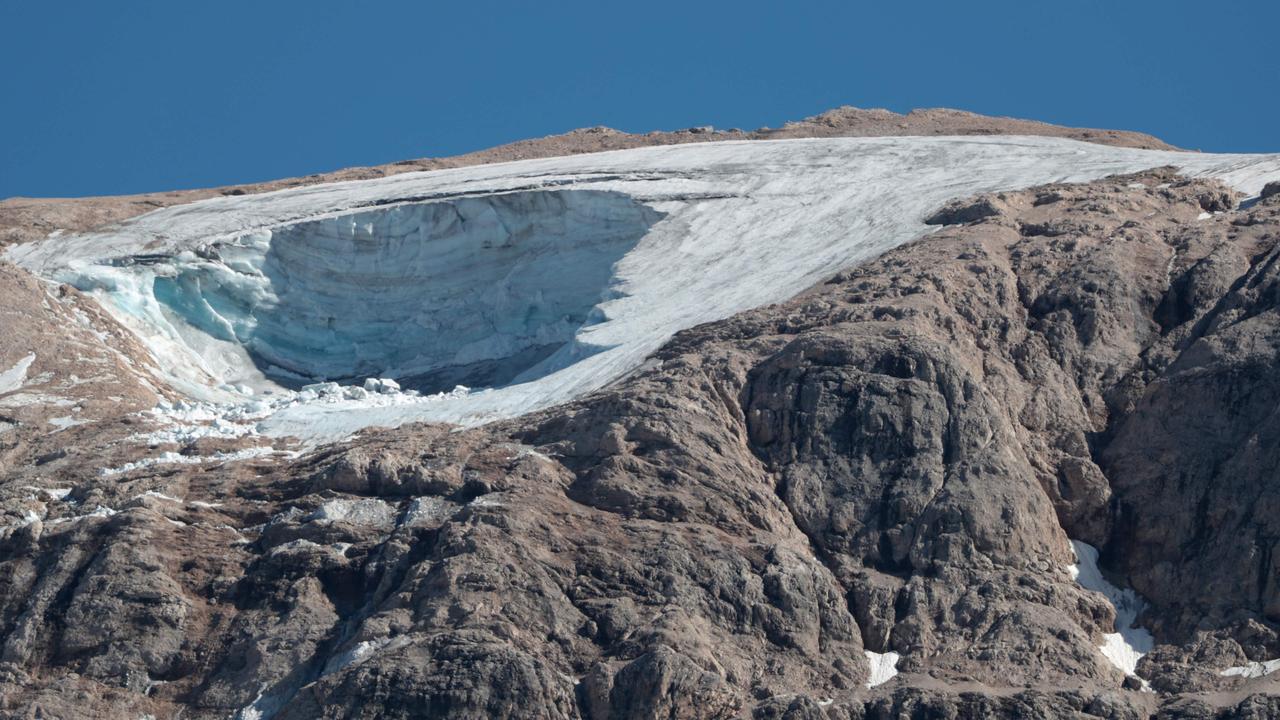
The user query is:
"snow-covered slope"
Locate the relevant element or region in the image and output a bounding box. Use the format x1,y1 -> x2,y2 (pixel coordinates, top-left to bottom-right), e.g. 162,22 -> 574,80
8,136 -> 1280,443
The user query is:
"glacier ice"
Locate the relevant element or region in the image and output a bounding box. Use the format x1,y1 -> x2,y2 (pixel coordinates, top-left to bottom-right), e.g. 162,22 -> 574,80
8,136 -> 1280,443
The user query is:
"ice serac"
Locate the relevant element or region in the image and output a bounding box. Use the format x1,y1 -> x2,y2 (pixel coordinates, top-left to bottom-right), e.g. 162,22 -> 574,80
141,190 -> 660,393
8,136 -> 1280,441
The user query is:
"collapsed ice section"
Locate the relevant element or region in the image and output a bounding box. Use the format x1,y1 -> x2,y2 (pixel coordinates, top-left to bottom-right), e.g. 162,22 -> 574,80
9,136 -> 1280,442
104,190 -> 660,394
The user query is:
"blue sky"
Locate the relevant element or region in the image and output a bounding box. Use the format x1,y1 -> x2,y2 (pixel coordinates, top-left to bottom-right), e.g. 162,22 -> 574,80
3,0 -> 1276,199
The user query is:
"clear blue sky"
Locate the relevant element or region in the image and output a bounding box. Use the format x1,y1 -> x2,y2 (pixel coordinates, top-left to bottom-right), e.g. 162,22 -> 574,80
3,0 -> 1276,199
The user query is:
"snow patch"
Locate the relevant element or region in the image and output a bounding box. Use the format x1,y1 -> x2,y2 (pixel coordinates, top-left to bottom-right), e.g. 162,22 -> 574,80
22,486 -> 72,501
0,353 -> 36,394
865,650 -> 900,688
322,638 -> 395,676
132,384 -> 469,450
0,391 -> 74,409
1068,540 -> 1154,681
133,490 -> 183,503
1221,658 -> 1280,679
236,692 -> 268,720
308,498 -> 396,527
17,509 -> 43,527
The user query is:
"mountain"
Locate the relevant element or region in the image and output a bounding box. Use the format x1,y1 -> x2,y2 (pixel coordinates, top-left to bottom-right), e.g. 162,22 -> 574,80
1,108 -> 1279,719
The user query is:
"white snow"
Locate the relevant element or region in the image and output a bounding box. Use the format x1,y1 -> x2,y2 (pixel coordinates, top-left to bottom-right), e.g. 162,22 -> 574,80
865,649 -> 900,688
129,384 -> 469,449
0,353 -> 36,394
1221,658 -> 1280,679
236,693 -> 268,720
46,505 -> 118,525
0,391 -> 73,410
1068,540 -> 1154,680
8,136 -> 1280,444
47,415 -> 88,431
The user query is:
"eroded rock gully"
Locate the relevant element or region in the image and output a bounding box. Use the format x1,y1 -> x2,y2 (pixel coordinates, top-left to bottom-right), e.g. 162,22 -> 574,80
3,168 -> 1280,718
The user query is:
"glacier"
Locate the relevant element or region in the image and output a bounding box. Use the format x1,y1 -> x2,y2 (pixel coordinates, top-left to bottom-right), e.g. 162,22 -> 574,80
7,136 -> 1280,443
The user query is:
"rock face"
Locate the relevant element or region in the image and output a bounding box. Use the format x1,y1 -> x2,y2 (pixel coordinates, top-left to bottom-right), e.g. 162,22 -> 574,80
2,116 -> 1280,718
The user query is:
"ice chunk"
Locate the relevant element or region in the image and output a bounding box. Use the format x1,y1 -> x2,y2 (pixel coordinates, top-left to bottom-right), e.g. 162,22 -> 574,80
0,353 -> 36,394
362,378 -> 400,394
301,382 -> 342,396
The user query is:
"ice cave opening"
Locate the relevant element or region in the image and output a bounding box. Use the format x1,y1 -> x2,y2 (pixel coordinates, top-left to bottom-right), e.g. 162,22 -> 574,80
131,189 -> 663,395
